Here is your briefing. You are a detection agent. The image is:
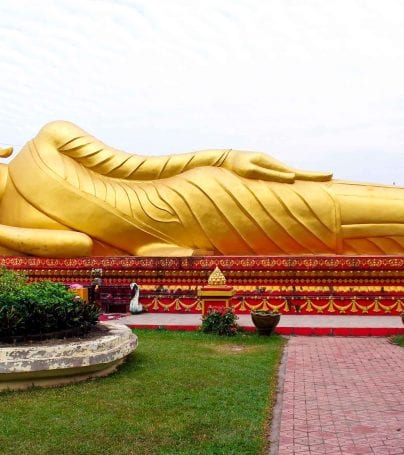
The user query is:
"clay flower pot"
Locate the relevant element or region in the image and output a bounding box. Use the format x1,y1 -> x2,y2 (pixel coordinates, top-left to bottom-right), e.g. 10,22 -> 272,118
251,311 -> 281,336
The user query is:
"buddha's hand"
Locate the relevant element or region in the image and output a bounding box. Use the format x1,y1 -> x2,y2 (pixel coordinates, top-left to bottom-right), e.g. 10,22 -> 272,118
222,150 -> 332,183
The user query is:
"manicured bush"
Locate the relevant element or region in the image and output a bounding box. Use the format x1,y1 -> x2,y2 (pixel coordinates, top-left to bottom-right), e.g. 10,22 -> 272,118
200,307 -> 239,336
0,268 -> 100,339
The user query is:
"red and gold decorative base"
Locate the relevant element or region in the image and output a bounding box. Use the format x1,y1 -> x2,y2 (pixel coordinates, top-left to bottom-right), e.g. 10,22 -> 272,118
197,285 -> 235,316
1,255 -> 403,315
137,293 -> 403,315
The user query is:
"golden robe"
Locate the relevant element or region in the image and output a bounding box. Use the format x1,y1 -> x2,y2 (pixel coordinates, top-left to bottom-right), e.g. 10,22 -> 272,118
0,121 -> 403,257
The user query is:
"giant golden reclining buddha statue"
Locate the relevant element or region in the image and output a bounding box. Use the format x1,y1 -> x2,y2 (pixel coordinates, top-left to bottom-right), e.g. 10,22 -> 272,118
0,121 -> 403,257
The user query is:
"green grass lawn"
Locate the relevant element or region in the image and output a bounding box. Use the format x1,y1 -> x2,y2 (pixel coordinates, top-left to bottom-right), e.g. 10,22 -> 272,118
0,330 -> 285,455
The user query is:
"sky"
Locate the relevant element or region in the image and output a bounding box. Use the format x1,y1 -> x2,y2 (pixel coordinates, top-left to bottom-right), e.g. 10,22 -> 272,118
0,0 -> 403,184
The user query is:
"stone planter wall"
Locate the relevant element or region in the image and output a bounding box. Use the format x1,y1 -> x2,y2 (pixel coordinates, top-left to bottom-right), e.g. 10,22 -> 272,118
0,322 -> 137,392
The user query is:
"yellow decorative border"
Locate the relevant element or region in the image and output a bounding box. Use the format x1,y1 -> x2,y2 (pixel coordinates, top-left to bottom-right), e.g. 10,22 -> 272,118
145,298 -> 202,312
141,296 -> 403,314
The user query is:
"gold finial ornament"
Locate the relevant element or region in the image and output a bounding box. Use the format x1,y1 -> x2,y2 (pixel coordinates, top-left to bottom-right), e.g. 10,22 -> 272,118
0,147 -> 13,158
0,120 -> 403,257
208,266 -> 227,286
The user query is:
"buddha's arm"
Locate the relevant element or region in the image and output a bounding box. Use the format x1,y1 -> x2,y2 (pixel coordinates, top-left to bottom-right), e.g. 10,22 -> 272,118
35,121 -> 332,183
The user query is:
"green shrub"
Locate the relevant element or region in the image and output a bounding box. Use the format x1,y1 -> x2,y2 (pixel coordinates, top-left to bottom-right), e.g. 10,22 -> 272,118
200,307 -> 239,336
0,267 -> 27,294
0,269 -> 100,339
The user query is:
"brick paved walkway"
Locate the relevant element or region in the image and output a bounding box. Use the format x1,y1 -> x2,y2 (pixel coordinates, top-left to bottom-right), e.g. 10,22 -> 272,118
274,338 -> 404,455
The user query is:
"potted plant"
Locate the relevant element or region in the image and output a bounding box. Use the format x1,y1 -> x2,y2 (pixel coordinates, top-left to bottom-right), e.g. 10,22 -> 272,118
250,310 -> 281,335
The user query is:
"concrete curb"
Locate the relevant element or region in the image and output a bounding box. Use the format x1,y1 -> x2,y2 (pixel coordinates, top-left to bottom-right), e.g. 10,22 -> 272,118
0,322 -> 137,391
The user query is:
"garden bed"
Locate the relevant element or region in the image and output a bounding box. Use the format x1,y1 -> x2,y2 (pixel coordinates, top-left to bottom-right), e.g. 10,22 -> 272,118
0,322 -> 137,391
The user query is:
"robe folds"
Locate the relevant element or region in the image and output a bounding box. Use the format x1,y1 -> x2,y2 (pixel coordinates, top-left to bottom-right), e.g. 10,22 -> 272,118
1,121 -> 403,256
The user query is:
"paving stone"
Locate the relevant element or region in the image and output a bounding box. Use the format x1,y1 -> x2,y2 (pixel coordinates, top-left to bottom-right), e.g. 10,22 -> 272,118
276,338 -> 404,455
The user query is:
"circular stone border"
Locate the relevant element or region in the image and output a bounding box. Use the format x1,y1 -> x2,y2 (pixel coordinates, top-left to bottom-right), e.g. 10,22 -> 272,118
0,322 -> 137,392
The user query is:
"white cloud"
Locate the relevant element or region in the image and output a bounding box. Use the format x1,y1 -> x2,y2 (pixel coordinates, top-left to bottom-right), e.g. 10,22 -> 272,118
0,0 -> 403,184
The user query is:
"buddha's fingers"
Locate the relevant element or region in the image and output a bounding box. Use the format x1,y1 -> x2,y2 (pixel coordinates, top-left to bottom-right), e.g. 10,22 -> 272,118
252,153 -> 294,173
257,154 -> 333,182
242,165 -> 295,183
224,151 -> 294,182
293,169 -> 333,182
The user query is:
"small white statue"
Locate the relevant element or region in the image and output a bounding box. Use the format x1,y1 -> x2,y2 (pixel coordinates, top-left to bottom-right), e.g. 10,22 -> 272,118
129,282 -> 142,314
